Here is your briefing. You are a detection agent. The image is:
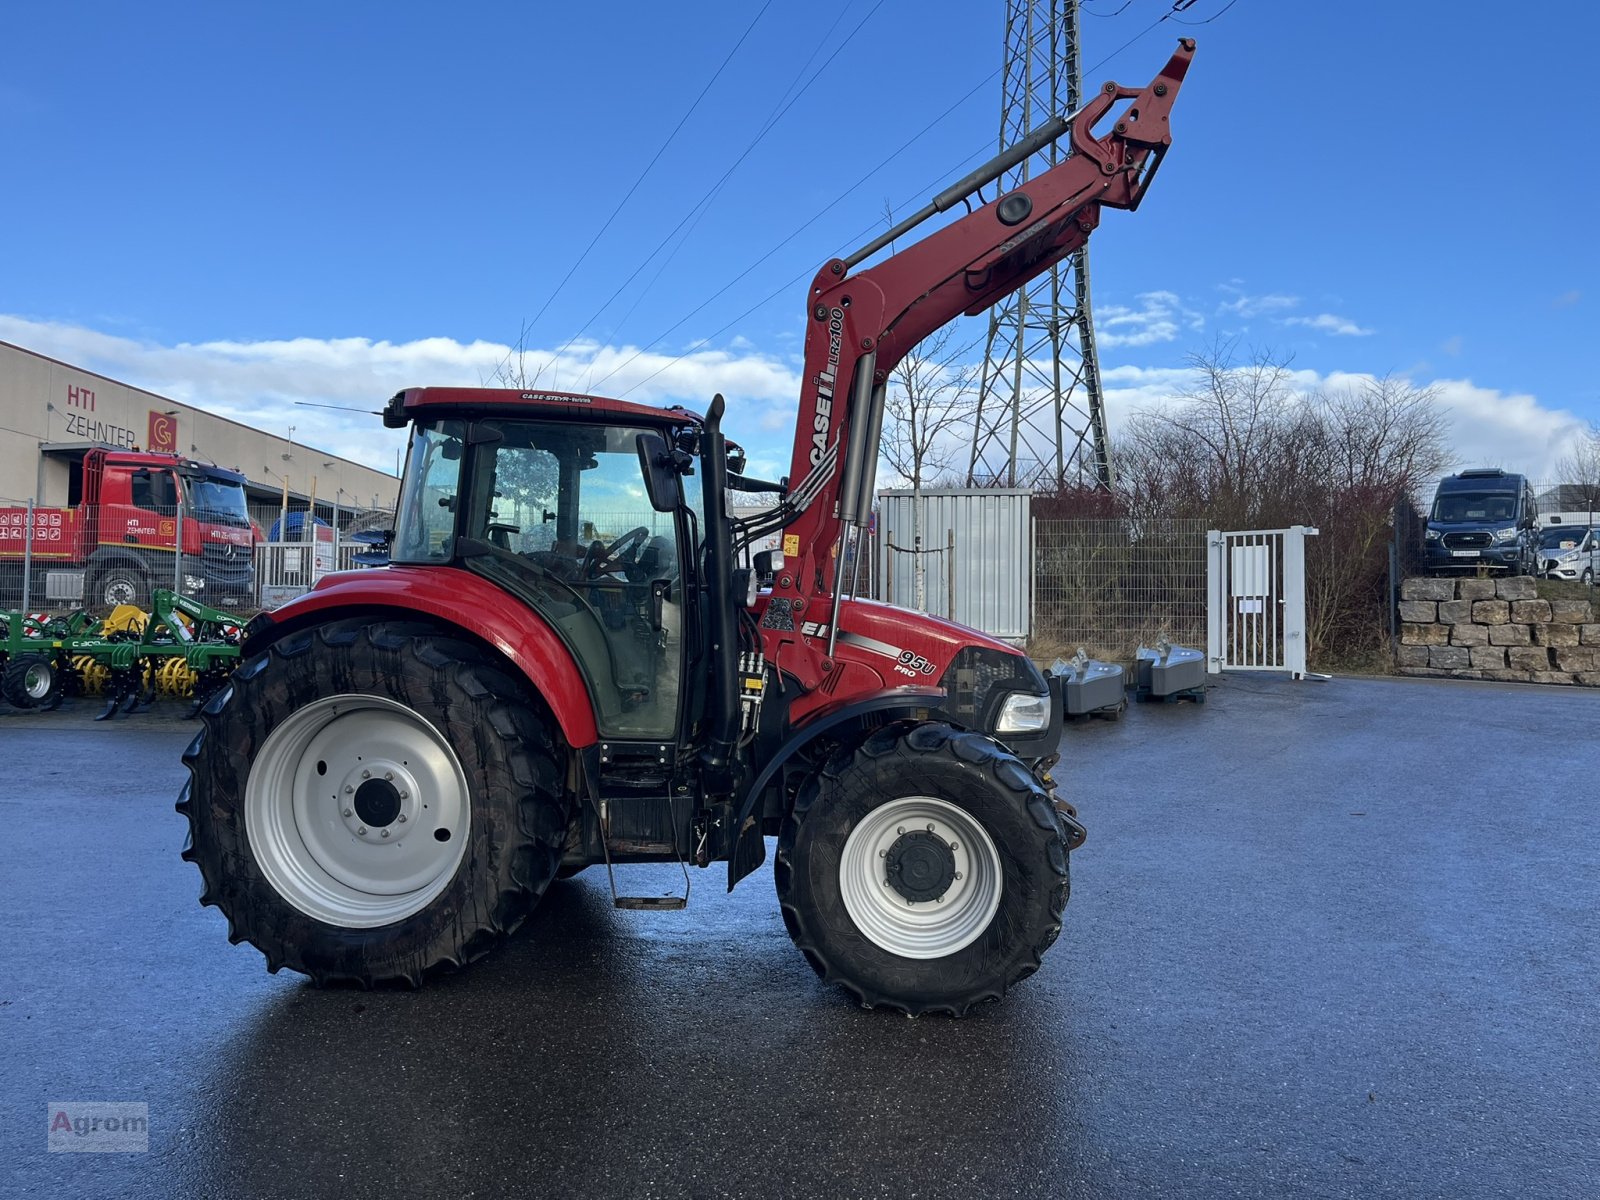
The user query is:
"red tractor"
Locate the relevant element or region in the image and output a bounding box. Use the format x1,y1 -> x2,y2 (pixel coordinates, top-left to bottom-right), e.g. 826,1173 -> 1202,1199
180,42 -> 1194,1014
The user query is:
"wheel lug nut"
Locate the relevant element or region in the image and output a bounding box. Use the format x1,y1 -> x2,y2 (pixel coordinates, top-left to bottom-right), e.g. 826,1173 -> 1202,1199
385,771 -> 394,781
896,826 -> 905,835
358,827 -> 368,836
954,872 -> 963,881
950,841 -> 958,851
398,814 -> 407,823
344,785 -> 354,795
380,829 -> 390,838
343,808 -> 352,817
361,769 -> 370,779
399,791 -> 409,800
927,823 -> 935,832
879,849 -> 886,858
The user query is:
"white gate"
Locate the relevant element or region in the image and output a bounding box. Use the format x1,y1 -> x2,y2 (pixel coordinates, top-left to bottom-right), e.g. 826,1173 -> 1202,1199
1206,526 -> 1318,678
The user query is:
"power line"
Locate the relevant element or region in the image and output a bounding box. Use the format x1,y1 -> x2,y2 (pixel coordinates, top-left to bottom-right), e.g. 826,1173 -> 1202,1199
497,0 -> 777,380
591,64 -> 1012,394
556,0 -> 859,383
598,3 -> 1187,399
611,145 -> 998,400
1171,0 -> 1241,24
571,0 -> 888,379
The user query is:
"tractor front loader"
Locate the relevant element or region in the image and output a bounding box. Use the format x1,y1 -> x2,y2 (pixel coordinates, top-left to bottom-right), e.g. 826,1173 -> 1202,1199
180,41 -> 1195,1013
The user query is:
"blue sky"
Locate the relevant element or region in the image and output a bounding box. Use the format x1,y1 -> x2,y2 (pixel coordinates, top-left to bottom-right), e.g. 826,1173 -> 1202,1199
3,0 -> 1597,481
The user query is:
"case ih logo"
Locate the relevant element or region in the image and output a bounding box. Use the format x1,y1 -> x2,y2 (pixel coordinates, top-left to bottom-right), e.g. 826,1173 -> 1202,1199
147,411 -> 177,453
67,384 -> 95,411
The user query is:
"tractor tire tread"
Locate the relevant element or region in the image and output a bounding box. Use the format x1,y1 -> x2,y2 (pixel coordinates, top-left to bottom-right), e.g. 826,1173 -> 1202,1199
775,723 -> 1069,1018
178,618 -> 570,988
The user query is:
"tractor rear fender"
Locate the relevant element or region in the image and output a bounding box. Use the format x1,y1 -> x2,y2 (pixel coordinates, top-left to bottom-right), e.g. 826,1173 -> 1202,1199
240,565 -> 600,748
727,686 -> 946,890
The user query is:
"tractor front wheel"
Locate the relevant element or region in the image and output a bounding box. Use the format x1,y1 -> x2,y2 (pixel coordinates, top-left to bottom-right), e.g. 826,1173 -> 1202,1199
775,722 -> 1071,1016
178,619 -> 572,986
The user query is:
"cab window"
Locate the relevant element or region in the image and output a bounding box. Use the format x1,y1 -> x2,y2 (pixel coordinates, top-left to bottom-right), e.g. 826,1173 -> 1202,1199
391,421 -> 465,563
130,470 -> 178,512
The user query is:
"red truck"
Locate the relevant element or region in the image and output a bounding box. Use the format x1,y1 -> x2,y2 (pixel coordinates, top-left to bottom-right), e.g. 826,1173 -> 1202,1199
0,448 -> 257,609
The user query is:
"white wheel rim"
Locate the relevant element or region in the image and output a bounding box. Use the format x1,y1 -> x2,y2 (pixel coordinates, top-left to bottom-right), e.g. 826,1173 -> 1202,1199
23,661 -> 54,700
838,795 -> 1004,960
244,694 -> 471,928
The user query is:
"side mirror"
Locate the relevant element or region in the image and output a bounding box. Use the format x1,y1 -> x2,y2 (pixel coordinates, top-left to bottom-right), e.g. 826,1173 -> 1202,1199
636,432 -> 681,513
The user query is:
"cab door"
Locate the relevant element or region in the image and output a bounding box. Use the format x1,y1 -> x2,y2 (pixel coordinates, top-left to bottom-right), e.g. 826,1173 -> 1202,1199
104,467 -> 179,554
456,419 -> 692,743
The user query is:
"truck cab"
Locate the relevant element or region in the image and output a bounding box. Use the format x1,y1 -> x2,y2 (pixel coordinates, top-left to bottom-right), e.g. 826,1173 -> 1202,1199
0,447 -> 257,610
1423,469 -> 1539,575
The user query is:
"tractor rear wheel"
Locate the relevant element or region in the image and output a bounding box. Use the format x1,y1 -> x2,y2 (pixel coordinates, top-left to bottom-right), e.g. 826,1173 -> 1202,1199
775,722 -> 1071,1016
3,653 -> 62,709
178,619 -> 571,987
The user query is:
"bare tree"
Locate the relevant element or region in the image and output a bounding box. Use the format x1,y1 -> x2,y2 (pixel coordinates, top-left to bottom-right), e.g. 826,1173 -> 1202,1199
1553,422 -> 1600,523
1108,343 -> 1452,665
879,325 -> 979,609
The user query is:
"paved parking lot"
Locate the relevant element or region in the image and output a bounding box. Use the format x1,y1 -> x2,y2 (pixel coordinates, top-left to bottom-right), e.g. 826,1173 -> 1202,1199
2,674 -> 1597,1199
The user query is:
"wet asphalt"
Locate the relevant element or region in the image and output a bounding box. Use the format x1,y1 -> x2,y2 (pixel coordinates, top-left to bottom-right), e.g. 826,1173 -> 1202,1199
1,674 -> 1597,1200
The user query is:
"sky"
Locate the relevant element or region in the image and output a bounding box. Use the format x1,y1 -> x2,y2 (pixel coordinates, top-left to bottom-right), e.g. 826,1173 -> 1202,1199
3,0 -> 1598,486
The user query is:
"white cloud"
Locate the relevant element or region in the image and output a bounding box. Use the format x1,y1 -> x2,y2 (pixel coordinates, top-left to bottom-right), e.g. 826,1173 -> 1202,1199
1096,290 -> 1205,348
1281,313 -> 1374,337
0,314 -> 801,473
3,312 -> 1587,490
1218,289 -> 1299,318
1426,378 -> 1588,481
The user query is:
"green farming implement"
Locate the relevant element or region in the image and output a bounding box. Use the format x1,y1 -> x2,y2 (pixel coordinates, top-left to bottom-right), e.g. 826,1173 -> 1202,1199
0,592 -> 244,717
0,608 -> 95,710
69,590 -> 245,720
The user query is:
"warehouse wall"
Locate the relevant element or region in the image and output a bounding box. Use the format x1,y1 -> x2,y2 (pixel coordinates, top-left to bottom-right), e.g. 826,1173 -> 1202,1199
0,340 -> 400,512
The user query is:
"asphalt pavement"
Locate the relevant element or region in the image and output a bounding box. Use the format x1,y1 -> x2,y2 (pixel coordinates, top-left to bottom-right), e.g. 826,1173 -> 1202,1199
2,674 -> 1597,1199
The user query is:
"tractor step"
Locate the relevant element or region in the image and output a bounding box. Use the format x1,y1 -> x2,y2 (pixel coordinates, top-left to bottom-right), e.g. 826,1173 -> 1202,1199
612,895 -> 689,911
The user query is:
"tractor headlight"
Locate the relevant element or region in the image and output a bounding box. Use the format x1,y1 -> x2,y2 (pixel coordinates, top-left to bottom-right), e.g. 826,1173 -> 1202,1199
995,690 -> 1051,734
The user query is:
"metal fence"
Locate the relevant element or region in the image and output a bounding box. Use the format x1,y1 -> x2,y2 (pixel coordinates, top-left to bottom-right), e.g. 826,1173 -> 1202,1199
0,491 -> 399,616
1031,517 -> 1209,661
0,496 -> 259,615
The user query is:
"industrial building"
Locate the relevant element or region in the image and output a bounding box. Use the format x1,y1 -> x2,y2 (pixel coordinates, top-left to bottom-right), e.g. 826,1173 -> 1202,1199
0,339 -> 400,531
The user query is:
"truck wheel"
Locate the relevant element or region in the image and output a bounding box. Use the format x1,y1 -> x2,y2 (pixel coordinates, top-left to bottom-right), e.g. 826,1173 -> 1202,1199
775,722 -> 1070,1016
178,619 -> 572,987
92,565 -> 149,609
2,654 -> 62,709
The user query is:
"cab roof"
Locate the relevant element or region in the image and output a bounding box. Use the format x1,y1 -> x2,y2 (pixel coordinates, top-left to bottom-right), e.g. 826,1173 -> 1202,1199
383,387 -> 700,430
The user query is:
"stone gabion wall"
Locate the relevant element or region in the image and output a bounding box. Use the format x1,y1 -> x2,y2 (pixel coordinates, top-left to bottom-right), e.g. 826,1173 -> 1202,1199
1397,576 -> 1600,685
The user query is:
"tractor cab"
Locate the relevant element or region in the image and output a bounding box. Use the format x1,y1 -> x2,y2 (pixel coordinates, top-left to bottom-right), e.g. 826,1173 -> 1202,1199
387,395 -> 703,743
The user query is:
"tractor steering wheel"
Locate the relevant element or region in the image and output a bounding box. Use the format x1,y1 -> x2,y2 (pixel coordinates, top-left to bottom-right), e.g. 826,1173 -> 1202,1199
581,526 -> 651,579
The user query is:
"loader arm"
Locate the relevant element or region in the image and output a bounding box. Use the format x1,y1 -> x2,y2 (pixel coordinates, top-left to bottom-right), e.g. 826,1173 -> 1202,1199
756,39 -> 1194,651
